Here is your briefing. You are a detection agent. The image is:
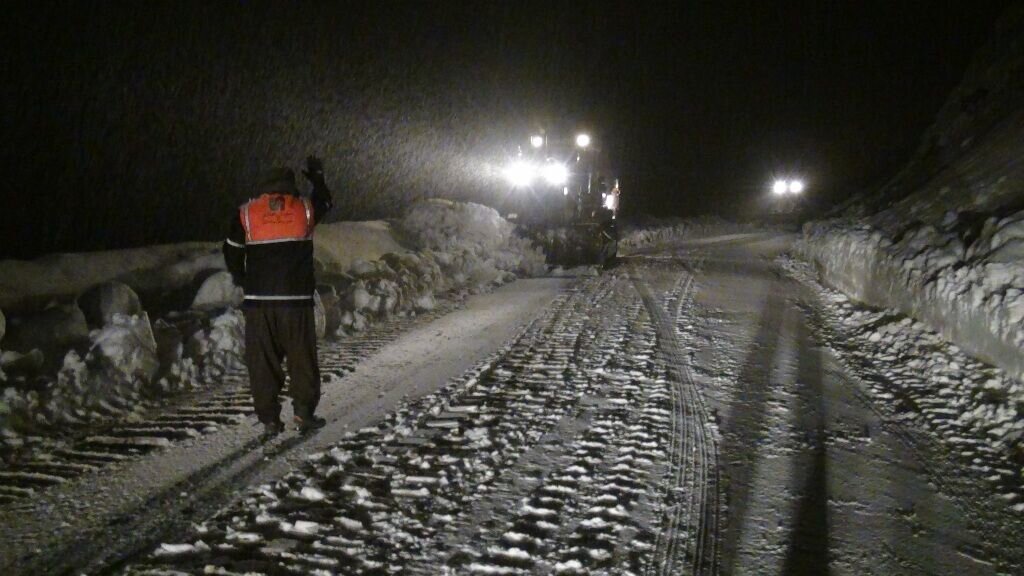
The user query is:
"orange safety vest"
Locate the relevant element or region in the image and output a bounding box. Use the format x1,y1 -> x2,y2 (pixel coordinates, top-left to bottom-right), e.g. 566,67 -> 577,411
240,193 -> 314,244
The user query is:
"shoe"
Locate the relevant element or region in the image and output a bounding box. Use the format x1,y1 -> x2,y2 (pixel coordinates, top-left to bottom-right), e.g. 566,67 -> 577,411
294,414 -> 327,434
260,421 -> 284,442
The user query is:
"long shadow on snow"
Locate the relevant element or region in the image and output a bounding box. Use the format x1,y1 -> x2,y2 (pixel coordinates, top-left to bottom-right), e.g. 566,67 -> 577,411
780,320 -> 831,575
720,288 -> 786,575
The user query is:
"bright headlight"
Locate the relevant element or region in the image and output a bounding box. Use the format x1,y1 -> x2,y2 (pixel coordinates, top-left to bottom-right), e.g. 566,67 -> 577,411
541,162 -> 569,186
530,135 -> 544,148
772,180 -> 789,195
788,179 -> 804,194
504,160 -> 536,187
604,193 -> 617,210
575,133 -> 591,148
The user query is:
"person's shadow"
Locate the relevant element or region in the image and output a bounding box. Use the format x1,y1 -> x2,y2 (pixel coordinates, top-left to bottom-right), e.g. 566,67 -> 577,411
780,319 -> 831,575
721,293 -> 831,575
721,290 -> 786,574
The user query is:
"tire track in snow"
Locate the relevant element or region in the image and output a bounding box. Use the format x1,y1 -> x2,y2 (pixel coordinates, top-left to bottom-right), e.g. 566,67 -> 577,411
118,276 -> 625,575
632,260 -> 721,576
0,304 -> 457,510
411,275 -> 672,574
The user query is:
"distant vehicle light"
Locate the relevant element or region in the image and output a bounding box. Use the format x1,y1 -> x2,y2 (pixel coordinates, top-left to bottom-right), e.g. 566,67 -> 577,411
788,179 -> 805,194
530,135 -> 544,148
772,180 -> 789,195
604,193 -> 618,211
575,133 -> 591,148
504,160 -> 536,187
541,162 -> 569,186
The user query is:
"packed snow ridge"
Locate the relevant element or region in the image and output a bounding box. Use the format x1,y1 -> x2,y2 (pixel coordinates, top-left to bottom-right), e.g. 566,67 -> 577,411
797,214 -> 1024,383
0,200 -> 545,464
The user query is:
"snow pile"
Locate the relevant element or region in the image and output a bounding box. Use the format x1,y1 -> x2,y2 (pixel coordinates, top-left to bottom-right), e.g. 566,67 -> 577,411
190,271 -> 242,310
798,211 -> 1024,382
619,216 -> 770,251
400,199 -> 547,280
315,200 -> 545,337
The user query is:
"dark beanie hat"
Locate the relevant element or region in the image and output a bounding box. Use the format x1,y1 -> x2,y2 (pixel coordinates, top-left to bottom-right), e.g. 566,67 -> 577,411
257,167 -> 299,195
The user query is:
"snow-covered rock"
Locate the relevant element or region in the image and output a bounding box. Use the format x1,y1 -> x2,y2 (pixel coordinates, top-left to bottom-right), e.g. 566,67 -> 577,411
77,281 -> 143,328
413,293 -> 436,312
799,13 -> 1024,383
0,349 -> 45,376
348,258 -> 380,278
186,310 -> 244,378
90,313 -> 160,383
6,312 -> 164,431
348,282 -> 373,312
4,303 -> 89,361
339,310 -> 368,333
190,271 -> 242,310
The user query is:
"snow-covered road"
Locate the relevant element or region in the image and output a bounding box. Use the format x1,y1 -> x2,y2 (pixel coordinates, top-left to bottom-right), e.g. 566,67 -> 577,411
0,278 -> 571,575
2,234 -> 1022,575
676,236 -> 1022,575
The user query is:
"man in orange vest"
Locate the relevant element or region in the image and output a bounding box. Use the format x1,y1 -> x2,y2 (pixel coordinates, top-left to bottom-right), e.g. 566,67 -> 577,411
223,156 -> 333,440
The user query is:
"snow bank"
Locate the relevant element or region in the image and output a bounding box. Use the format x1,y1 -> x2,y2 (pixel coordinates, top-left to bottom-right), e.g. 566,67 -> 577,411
0,200 -> 544,462
0,243 -> 222,312
319,200 -> 545,335
797,213 -> 1024,382
799,8 -> 1024,383
619,216 -> 770,252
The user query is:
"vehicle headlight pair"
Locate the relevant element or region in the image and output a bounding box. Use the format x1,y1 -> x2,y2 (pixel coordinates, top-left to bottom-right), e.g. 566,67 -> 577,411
503,160 -> 569,187
772,179 -> 804,195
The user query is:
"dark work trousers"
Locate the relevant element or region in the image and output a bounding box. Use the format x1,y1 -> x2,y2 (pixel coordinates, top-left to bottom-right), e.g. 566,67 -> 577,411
243,306 -> 321,425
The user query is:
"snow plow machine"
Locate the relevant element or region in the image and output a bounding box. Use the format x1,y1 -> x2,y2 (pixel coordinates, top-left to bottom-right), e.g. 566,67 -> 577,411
499,131 -> 621,267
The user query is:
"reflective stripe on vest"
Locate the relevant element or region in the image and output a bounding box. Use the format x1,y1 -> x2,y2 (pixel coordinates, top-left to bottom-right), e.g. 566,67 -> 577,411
240,193 -> 314,244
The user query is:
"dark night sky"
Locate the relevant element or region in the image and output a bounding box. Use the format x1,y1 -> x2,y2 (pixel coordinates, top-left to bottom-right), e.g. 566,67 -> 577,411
0,1 -> 1013,257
